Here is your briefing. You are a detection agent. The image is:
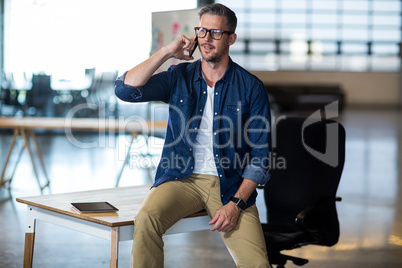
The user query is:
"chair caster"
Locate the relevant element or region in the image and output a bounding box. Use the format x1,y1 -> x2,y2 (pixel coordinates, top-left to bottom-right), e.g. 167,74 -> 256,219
293,258 -> 308,266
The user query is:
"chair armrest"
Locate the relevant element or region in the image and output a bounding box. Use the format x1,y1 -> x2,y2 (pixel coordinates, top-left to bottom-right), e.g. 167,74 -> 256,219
295,196 -> 342,226
295,196 -> 342,245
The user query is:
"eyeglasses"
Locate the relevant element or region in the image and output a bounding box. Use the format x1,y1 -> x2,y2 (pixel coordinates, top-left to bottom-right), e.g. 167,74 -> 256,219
194,27 -> 234,40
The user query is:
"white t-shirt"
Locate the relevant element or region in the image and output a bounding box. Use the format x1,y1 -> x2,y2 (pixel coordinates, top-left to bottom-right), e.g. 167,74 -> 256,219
192,84 -> 218,176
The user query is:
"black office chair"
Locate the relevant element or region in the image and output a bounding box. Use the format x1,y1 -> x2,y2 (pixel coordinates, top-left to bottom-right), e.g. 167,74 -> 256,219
262,116 -> 346,268
26,74 -> 53,116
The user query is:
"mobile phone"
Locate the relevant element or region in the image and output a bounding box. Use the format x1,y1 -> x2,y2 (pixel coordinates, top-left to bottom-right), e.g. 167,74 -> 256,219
190,37 -> 198,57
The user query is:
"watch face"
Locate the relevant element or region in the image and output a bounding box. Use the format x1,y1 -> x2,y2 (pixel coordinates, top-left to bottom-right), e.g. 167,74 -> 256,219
230,196 -> 247,210
238,199 -> 247,210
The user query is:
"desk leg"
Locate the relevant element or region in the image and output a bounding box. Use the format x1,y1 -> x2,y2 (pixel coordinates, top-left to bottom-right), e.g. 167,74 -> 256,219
21,130 -> 42,191
29,130 -> 50,190
20,130 -> 50,192
23,206 -> 37,268
110,227 -> 119,268
0,129 -> 19,189
115,132 -> 137,187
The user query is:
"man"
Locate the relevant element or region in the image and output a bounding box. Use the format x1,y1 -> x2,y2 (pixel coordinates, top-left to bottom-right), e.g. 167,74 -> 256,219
115,4 -> 271,267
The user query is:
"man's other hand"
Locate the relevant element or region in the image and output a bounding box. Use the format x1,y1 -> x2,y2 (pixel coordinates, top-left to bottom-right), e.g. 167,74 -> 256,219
209,202 -> 241,232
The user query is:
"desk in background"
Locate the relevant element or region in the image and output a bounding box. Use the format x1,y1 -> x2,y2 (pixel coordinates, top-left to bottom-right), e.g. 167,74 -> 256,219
0,117 -> 167,192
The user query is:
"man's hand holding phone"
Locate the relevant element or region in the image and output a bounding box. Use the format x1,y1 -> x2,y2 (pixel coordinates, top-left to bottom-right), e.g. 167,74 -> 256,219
167,35 -> 198,61
124,34 -> 198,87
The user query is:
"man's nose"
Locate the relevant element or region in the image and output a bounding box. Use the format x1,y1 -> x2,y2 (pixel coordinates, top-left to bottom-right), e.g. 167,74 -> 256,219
204,31 -> 213,41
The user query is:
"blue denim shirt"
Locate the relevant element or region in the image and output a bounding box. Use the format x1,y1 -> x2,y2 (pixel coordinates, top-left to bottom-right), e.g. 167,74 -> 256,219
114,58 -> 271,208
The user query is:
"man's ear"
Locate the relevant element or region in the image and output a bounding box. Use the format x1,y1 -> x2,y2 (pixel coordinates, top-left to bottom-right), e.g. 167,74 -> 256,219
229,33 -> 237,46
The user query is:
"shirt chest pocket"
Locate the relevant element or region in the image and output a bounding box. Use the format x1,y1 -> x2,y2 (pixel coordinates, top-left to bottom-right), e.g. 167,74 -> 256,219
221,103 -> 250,134
169,94 -> 196,123
224,103 -> 249,116
170,94 -> 195,106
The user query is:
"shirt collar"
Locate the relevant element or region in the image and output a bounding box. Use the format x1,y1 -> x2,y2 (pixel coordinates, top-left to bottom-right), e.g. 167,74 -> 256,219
194,57 -> 234,85
194,60 -> 203,82
221,57 -> 234,85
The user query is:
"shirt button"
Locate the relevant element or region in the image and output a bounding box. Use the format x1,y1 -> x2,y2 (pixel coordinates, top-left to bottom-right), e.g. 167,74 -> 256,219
203,91 -> 206,94
215,92 -> 218,95
194,127 -> 197,130
219,175 -> 222,177
200,109 -> 203,112
175,178 -> 178,180
214,132 -> 217,135
215,154 -> 218,157
214,112 -> 217,115
189,148 -> 192,151
180,99 -> 183,103
237,108 -> 240,111
191,167 -> 193,169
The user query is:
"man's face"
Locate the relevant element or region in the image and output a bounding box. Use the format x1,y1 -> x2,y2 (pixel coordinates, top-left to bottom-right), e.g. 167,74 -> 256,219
198,14 -> 235,64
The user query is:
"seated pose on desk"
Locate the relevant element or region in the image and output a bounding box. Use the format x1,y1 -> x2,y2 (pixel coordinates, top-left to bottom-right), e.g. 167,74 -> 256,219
115,3 -> 271,268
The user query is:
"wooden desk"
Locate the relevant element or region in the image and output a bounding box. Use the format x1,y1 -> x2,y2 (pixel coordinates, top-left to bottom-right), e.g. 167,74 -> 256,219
16,184 -> 210,268
0,117 -> 167,191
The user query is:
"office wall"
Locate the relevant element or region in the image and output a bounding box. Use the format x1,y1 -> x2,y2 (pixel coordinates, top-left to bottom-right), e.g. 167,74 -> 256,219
252,71 -> 400,107
152,8 -> 201,72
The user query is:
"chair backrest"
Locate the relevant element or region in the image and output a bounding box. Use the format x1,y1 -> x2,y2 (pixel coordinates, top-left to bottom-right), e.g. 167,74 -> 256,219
27,74 -> 52,108
264,116 -> 346,245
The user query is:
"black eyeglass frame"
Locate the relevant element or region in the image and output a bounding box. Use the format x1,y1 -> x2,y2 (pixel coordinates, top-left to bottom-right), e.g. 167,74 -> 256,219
194,27 -> 234,40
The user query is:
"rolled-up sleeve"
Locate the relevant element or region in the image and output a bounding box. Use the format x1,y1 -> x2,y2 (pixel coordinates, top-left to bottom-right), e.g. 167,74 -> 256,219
114,70 -> 172,103
114,72 -> 144,102
242,164 -> 270,185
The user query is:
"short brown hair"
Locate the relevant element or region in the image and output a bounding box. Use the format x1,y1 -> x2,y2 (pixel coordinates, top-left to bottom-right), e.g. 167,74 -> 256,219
198,3 -> 237,33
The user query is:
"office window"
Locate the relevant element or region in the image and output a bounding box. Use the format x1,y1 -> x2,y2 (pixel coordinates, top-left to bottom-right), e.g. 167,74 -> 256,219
342,14 -> 369,26
343,43 -> 368,55
372,29 -> 400,42
311,28 -> 337,40
312,1 -> 338,10
312,14 -> 338,25
250,42 -> 276,53
4,0 -> 197,78
280,0 -> 308,10
342,29 -> 369,41
250,12 -> 276,25
343,1 -> 370,11
280,13 -> 307,25
373,15 -> 400,27
372,44 -> 400,55
250,0 -> 276,9
217,0 -> 401,72
373,1 -> 400,11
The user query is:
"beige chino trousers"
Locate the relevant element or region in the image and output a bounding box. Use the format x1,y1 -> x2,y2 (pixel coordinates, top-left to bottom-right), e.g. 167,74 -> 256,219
131,173 -> 270,268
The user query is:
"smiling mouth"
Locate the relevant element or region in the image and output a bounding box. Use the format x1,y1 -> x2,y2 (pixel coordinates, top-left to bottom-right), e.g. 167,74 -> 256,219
202,43 -> 215,51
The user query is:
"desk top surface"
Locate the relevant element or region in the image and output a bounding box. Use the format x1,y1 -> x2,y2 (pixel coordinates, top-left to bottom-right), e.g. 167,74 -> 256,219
16,185 -> 207,227
16,185 -> 152,227
0,117 -> 167,133
17,185 -> 209,227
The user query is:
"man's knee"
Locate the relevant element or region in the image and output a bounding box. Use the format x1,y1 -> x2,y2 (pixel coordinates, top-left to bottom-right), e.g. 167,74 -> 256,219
135,208 -> 167,235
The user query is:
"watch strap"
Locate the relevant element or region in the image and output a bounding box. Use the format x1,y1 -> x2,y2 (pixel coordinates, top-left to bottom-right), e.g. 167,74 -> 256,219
229,196 -> 247,210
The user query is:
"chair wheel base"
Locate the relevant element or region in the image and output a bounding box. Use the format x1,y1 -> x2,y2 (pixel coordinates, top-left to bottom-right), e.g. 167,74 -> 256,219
269,251 -> 309,267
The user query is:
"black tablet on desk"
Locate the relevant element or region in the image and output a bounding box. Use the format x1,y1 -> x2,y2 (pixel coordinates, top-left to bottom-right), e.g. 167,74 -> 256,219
71,202 -> 119,213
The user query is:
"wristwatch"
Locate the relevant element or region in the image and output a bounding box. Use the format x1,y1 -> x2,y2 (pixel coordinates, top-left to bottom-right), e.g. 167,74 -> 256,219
229,196 -> 247,210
